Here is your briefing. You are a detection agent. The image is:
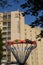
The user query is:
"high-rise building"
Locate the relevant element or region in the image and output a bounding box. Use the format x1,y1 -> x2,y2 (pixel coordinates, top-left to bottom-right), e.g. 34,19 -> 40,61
0,12 -> 11,63
0,11 -> 25,64
0,11 -> 43,65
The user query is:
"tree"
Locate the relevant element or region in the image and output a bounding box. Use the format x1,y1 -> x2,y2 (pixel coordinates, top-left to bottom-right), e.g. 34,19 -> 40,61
21,0 -> 43,15
0,29 -> 3,64
20,0 -> 43,38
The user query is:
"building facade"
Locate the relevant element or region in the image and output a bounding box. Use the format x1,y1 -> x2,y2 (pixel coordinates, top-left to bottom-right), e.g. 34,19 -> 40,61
25,24 -> 43,65
0,11 -> 43,65
0,11 -> 25,64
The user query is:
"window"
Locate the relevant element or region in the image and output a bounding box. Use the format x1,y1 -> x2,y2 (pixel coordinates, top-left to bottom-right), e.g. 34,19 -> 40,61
2,49 -> 6,51
3,27 -> 7,30
7,37 -> 11,40
3,38 -> 6,40
8,15 -> 11,19
8,22 -> 11,27
8,32 -> 11,34
3,22 -> 7,25
2,32 -> 7,35
30,30 -> 31,32
7,54 -> 10,57
3,15 -> 7,19
2,56 -> 7,60
25,33 -> 26,35
3,55 -> 6,57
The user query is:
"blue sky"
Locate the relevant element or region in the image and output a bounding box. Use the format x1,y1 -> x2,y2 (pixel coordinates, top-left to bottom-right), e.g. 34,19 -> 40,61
0,0 -> 36,24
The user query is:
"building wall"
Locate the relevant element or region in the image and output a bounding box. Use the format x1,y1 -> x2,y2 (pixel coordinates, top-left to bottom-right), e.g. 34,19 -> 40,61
0,12 -> 11,64
11,11 -> 25,61
25,24 -> 43,65
0,11 -> 43,65
19,12 -> 25,40
11,15 -> 43,65
11,11 -> 20,40
11,11 -> 25,40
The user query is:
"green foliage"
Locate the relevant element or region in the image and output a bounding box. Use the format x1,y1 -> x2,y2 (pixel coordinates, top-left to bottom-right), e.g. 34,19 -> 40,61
21,0 -> 43,38
21,0 -> 43,16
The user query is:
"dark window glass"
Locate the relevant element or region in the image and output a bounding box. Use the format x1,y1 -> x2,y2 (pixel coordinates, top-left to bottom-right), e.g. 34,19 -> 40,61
3,38 -> 6,40
8,15 -> 11,19
3,15 -> 7,19
2,49 -> 6,51
3,27 -> 7,30
3,22 -> 7,25
8,32 -> 11,35
7,37 -> 11,40
2,32 -> 7,35
8,22 -> 11,27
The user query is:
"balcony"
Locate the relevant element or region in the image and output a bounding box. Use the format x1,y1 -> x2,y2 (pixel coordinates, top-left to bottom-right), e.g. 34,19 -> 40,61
2,32 -> 7,34
2,40 -> 6,43
3,51 -> 6,55
2,30 -> 7,33
3,25 -> 7,27
2,46 -> 6,49
2,34 -> 7,38
1,59 -> 7,63
3,27 -> 7,30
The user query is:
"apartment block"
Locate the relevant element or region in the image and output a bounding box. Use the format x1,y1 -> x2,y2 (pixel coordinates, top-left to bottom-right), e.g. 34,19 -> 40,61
0,11 -> 43,65
0,11 -> 25,64
25,24 -> 43,65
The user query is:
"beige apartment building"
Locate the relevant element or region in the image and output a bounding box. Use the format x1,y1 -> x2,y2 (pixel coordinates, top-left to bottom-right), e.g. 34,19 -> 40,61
25,25 -> 43,65
0,11 -> 43,65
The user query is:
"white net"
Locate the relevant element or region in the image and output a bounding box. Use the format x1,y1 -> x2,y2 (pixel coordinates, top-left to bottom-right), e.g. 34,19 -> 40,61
6,39 -> 37,65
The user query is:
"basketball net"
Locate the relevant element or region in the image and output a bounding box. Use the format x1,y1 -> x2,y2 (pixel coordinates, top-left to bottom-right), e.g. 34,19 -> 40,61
6,39 -> 37,64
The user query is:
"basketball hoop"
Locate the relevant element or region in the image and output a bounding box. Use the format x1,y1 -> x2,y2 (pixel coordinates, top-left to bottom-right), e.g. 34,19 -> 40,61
6,39 -> 37,65
6,39 -> 36,45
